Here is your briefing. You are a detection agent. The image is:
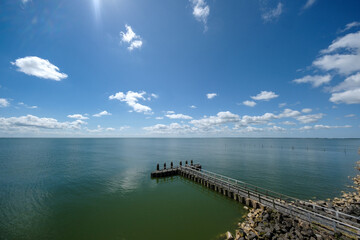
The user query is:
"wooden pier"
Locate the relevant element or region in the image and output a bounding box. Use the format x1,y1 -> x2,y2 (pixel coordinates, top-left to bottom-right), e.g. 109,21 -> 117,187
150,160 -> 201,178
151,162 -> 360,238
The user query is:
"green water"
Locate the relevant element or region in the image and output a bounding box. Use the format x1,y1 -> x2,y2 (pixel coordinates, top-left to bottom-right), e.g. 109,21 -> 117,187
0,138 -> 359,239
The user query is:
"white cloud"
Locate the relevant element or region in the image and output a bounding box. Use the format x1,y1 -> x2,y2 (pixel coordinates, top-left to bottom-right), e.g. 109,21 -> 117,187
11,56 -> 68,81
143,123 -> 196,134
0,115 -> 86,131
314,54 -> 360,76
165,113 -> 193,120
106,127 -> 115,131
278,103 -> 287,108
109,91 -> 152,114
128,40 -> 143,51
345,114 -> 355,118
190,0 -> 210,29
303,0 -> 316,9
331,72 -> 360,92
93,110 -> 112,117
330,88 -> 360,104
155,117 -> 164,120
295,29 -> 360,105
313,31 -> 360,75
300,125 -> 351,130
341,22 -> 360,33
281,121 -> 296,126
191,111 -> 240,129
206,93 -> 217,99
18,102 -> 38,109
296,113 -> 324,124
322,31 -> 360,54
166,110 -> 175,114
120,25 -> 143,51
119,126 -> 130,131
151,93 -> 159,99
237,113 -> 278,127
268,125 -> 285,131
330,72 -> 360,104
262,3 -> 283,22
67,114 -> 89,120
251,91 -> 279,101
0,98 -> 10,108
190,105 -> 197,109
243,100 -> 256,107
293,75 -> 332,87
302,108 -> 312,113
278,108 -> 301,118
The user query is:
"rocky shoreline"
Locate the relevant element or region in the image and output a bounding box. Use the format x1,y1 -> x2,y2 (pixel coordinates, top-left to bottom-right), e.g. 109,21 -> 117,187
222,161 -> 360,240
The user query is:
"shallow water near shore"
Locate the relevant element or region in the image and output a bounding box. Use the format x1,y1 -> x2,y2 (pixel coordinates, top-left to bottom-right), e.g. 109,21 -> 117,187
0,138 -> 359,239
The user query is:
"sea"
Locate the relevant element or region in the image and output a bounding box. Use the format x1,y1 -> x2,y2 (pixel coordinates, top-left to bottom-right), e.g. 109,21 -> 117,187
0,138 -> 359,240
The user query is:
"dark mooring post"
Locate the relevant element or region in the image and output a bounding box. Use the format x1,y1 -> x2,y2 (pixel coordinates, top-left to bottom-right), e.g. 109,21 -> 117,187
164,163 -> 166,170
157,163 -> 159,171
185,160 -> 188,166
171,162 -> 173,168
180,161 -> 182,166
191,160 -> 193,166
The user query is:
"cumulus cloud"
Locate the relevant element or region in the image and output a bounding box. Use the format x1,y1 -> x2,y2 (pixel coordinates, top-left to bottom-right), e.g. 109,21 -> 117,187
120,25 -> 143,51
67,114 -> 89,120
296,113 -> 324,124
0,98 -> 10,108
295,29 -> 360,105
109,91 -> 152,114
293,75 -> 332,87
143,123 -> 196,134
243,100 -> 256,107
251,91 -> 279,101
0,115 -> 86,131
330,72 -> 360,104
93,110 -> 112,117
11,56 -> 68,81
313,31 -> 360,75
262,3 -> 283,22
190,111 -> 240,129
206,93 -> 217,99
345,114 -> 355,118
165,113 -> 193,120
278,109 -> 301,118
190,0 -> 210,30
330,88 -> 360,104
303,0 -> 316,9
190,105 -> 197,109
302,108 -> 312,113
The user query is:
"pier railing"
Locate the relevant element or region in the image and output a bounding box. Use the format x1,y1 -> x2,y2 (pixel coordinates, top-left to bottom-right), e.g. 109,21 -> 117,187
180,166 -> 360,237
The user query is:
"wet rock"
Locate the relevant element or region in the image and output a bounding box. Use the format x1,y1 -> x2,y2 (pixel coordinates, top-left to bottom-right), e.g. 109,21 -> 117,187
225,231 -> 234,240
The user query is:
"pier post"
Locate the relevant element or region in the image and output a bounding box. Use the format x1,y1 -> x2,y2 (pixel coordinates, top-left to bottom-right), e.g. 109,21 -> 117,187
180,161 -> 182,166
185,160 -> 188,166
191,160 -> 193,166
164,163 -> 166,170
157,163 -> 159,171
171,162 -> 173,169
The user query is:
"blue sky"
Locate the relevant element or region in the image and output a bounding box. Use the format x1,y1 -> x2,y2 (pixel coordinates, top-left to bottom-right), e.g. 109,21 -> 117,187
0,0 -> 359,137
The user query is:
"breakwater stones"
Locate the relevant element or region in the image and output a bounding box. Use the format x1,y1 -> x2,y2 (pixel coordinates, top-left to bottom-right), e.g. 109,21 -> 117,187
224,207 -> 348,240
223,161 -> 360,240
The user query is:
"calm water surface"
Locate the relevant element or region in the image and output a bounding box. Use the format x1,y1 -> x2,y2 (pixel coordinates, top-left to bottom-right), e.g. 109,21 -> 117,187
0,138 -> 359,240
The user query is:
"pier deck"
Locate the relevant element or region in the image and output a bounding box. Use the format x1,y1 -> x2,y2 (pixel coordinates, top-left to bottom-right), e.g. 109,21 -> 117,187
151,162 -> 360,238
